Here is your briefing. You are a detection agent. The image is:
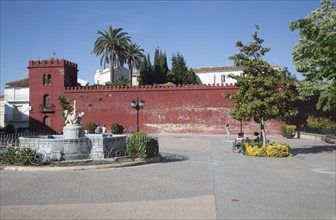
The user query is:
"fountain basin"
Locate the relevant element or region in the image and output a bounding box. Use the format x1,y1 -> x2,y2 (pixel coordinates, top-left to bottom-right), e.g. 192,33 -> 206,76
19,134 -> 127,161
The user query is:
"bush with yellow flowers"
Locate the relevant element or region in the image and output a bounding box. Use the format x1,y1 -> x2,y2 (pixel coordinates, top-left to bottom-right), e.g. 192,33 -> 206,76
242,142 -> 292,157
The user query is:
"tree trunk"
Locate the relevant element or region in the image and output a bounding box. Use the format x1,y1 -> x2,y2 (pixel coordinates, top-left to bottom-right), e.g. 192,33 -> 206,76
261,118 -> 266,147
110,56 -> 115,83
129,63 -> 133,86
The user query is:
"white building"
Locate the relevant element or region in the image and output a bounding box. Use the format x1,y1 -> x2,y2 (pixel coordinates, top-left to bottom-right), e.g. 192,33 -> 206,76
94,66 -> 139,86
77,78 -> 89,86
193,65 -> 281,85
4,78 -> 30,130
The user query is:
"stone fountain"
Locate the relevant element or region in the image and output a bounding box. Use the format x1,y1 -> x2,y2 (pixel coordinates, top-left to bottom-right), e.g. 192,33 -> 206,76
63,100 -> 85,139
19,100 -> 127,161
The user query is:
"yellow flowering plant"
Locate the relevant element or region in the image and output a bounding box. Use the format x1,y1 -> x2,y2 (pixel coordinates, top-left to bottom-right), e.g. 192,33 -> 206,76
242,142 -> 292,157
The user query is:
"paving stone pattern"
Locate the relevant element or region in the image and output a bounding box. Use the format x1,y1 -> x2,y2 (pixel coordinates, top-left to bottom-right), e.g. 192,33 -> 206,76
1,135 -> 335,219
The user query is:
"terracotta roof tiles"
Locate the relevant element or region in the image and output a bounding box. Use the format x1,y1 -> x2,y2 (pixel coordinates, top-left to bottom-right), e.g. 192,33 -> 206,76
6,78 -> 29,88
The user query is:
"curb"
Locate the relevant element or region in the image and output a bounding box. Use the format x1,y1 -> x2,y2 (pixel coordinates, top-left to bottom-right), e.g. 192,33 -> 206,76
0,155 -> 162,172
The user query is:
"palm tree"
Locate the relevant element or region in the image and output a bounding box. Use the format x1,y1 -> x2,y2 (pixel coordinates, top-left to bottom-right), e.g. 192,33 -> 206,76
92,25 -> 131,83
126,43 -> 144,86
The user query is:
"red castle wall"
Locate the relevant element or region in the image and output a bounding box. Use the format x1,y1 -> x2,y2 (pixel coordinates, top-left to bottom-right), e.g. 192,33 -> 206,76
63,85 -> 283,135
28,59 -> 284,135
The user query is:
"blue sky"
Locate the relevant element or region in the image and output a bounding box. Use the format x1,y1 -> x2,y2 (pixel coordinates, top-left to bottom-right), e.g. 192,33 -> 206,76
0,0 -> 321,93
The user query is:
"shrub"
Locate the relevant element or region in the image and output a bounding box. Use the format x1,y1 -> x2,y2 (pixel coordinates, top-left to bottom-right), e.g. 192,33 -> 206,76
145,138 -> 159,158
126,132 -> 147,160
4,124 -> 16,134
110,122 -> 124,134
306,115 -> 336,129
0,147 -> 46,166
242,142 -> 291,157
85,121 -> 97,134
281,124 -> 297,135
126,132 -> 159,160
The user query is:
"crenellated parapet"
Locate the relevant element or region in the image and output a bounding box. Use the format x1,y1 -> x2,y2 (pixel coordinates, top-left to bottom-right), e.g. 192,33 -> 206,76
28,58 -> 78,69
64,83 -> 238,93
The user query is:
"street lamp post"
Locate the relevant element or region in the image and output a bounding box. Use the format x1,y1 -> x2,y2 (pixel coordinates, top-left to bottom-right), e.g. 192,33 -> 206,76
130,97 -> 145,132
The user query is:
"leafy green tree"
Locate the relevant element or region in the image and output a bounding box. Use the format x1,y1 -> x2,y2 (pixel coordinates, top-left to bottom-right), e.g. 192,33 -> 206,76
92,25 -> 131,83
225,25 -> 298,147
139,54 -> 153,85
169,53 -> 197,85
153,49 -> 169,84
139,49 -> 169,85
290,0 -> 336,111
126,42 -> 144,86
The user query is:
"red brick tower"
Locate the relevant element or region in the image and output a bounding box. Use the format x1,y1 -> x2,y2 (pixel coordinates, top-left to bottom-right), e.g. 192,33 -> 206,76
28,58 -> 78,133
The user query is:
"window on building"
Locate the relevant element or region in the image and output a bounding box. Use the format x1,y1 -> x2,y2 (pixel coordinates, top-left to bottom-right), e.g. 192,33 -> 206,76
221,75 -> 226,83
43,74 -> 48,85
43,94 -> 50,109
47,74 -> 52,85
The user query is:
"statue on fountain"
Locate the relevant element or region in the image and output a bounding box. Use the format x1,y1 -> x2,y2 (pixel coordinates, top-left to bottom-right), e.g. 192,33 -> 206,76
64,100 -> 85,125
63,100 -> 85,139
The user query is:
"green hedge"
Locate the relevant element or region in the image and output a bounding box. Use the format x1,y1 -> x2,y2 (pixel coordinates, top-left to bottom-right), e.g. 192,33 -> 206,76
126,132 -> 159,160
110,122 -> 124,134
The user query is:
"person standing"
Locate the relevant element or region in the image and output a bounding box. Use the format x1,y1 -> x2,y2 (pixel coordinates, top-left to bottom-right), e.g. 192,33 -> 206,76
226,124 -> 230,140
102,125 -> 107,134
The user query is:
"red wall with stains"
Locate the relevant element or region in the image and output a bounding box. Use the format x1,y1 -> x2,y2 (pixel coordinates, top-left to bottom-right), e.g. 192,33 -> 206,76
63,85 -> 283,136
29,59 -> 284,136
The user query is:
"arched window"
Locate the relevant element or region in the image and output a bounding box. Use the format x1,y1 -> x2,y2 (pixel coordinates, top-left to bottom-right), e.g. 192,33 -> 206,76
43,74 -> 48,85
43,94 -> 50,108
47,74 -> 52,85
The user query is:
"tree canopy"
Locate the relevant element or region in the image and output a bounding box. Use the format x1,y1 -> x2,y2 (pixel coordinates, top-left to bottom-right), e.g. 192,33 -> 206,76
225,25 -> 298,147
139,49 -> 168,85
92,25 -> 131,83
290,0 -> 336,111
126,43 -> 144,86
168,53 -> 197,85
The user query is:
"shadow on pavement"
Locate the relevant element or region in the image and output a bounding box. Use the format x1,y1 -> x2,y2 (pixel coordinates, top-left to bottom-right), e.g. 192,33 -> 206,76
160,152 -> 190,163
291,145 -> 336,155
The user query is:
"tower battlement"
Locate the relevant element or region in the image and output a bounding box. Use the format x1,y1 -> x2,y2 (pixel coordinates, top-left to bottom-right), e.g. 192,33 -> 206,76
28,58 -> 78,69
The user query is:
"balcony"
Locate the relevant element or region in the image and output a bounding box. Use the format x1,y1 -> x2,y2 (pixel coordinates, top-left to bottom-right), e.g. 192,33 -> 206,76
39,104 -> 55,113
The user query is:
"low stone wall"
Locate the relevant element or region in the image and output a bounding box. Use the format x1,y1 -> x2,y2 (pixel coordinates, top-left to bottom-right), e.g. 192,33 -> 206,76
299,132 -> 324,142
19,134 -> 127,161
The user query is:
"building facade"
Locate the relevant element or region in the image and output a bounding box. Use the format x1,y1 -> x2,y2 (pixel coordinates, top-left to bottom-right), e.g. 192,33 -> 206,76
27,58 -> 284,135
193,65 -> 281,85
28,59 -> 78,133
3,78 -> 30,130
94,67 -> 139,86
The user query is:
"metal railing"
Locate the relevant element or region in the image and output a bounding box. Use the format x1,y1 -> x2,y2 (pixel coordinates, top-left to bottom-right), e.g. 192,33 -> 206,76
39,104 -> 55,113
0,133 -> 160,166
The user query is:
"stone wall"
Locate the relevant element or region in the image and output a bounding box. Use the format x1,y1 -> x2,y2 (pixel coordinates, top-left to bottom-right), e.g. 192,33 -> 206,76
63,84 -> 284,136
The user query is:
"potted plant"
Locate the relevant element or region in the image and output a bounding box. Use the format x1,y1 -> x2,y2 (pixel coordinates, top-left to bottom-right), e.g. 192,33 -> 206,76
280,124 -> 297,138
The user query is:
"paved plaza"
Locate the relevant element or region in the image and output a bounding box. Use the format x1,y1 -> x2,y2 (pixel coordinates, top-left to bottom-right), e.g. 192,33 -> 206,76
1,135 -> 335,219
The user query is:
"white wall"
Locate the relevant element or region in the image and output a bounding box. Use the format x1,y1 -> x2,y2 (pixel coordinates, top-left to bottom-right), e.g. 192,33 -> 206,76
4,87 -> 30,129
94,67 -> 130,85
0,96 -> 4,128
196,70 -> 242,85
